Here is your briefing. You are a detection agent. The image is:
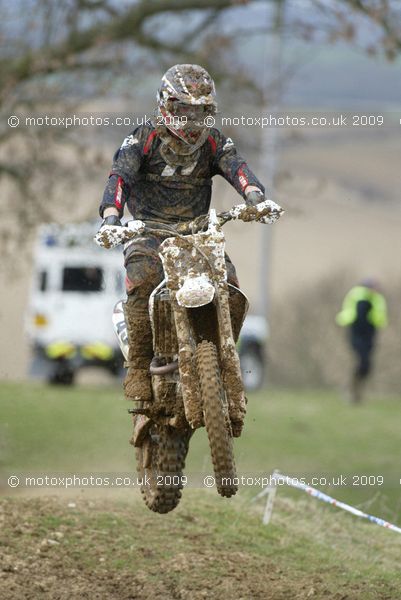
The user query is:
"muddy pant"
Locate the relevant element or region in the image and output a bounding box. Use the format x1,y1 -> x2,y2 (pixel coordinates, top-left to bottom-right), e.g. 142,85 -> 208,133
124,233 -> 240,306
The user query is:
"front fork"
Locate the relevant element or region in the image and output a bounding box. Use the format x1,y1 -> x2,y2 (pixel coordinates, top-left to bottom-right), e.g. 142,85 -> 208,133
171,282 -> 246,435
171,297 -> 204,429
214,281 -> 247,435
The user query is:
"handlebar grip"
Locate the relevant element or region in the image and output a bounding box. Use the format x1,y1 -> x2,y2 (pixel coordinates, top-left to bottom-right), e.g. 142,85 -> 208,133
225,199 -> 284,224
94,220 -> 145,249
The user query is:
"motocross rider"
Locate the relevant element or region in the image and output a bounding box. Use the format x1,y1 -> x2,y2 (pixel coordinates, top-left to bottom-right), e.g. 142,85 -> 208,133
99,64 -> 265,403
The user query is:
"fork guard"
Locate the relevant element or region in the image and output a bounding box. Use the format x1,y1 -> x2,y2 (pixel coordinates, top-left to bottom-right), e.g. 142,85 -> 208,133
172,299 -> 204,429
217,282 -> 247,434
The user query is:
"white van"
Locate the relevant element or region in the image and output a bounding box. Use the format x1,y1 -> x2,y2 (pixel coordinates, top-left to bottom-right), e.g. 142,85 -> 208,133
27,222 -> 268,388
26,222 -> 125,383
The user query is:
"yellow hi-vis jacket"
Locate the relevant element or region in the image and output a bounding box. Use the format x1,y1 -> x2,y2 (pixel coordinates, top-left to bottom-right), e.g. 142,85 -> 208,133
336,286 -> 388,329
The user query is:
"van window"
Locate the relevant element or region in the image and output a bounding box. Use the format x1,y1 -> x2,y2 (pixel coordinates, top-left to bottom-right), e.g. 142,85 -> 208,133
62,267 -> 103,292
39,271 -> 47,292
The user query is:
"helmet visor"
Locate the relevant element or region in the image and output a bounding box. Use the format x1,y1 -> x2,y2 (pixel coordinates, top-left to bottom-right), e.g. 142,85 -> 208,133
167,100 -> 216,127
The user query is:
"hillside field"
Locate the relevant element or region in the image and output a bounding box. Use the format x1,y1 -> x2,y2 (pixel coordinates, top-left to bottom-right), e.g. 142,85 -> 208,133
1,382 -> 401,598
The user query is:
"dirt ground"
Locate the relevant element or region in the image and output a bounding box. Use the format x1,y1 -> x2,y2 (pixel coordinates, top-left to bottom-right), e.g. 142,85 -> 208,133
0,493 -> 398,600
0,496 -> 287,600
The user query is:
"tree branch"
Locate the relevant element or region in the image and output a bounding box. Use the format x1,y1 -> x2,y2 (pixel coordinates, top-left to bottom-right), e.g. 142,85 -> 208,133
1,0 -> 250,89
344,0 -> 401,55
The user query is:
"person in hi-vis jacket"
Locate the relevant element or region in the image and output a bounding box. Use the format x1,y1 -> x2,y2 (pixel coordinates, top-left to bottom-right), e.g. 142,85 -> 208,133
336,279 -> 388,402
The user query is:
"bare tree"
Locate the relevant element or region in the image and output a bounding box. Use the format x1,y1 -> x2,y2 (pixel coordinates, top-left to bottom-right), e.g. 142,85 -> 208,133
1,0 -> 400,245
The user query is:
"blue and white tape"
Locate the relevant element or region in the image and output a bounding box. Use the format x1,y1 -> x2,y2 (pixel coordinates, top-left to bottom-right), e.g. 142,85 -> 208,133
254,470 -> 401,535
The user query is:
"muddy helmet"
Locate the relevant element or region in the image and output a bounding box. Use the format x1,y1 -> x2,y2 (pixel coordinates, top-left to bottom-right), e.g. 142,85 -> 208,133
156,64 -> 217,152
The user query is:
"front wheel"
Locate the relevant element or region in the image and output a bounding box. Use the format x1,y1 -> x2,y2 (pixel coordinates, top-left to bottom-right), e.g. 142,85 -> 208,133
196,340 -> 238,498
135,424 -> 190,514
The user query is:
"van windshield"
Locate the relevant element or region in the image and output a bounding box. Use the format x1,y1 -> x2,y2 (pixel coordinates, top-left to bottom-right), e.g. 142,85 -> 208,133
62,267 -> 104,292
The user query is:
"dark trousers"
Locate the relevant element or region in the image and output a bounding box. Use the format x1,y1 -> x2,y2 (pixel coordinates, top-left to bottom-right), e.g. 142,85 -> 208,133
350,332 -> 375,380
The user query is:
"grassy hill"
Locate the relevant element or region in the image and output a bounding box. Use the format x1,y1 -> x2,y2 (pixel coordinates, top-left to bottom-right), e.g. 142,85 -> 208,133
1,381 -> 401,598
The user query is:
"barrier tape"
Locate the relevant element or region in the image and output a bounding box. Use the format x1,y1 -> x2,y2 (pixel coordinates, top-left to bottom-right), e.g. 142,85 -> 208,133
253,470 -> 401,534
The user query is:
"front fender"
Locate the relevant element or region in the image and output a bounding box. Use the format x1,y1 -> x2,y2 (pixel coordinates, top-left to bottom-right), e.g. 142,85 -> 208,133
176,275 -> 215,308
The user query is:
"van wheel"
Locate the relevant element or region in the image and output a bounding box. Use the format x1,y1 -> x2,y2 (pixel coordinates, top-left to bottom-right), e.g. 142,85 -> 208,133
49,362 -> 75,386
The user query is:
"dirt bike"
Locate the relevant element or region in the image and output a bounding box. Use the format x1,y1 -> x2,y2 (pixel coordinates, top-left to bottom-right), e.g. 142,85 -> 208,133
95,199 -> 283,513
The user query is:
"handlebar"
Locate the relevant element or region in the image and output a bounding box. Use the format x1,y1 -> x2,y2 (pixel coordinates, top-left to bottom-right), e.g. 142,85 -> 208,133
94,199 -> 284,249
177,198 -> 284,234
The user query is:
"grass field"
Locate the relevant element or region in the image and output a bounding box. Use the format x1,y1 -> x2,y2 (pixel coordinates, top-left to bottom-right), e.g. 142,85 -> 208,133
1,381 -> 401,598
1,382 -> 400,517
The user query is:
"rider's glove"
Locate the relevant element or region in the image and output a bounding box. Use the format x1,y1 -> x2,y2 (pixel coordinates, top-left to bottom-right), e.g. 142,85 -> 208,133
100,215 -> 122,228
245,189 -> 265,207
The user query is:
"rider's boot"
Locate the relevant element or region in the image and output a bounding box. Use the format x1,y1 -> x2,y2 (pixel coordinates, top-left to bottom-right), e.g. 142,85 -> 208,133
123,296 -> 153,402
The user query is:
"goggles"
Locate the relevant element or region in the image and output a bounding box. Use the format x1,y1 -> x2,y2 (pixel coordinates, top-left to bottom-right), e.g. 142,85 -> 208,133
167,100 -> 216,126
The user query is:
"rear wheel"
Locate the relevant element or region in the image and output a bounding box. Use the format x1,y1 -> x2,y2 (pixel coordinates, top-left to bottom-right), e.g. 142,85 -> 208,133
196,340 -> 238,498
135,425 -> 190,514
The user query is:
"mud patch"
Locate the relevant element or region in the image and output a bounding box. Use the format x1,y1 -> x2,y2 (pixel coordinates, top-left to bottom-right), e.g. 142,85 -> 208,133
0,495 -> 397,600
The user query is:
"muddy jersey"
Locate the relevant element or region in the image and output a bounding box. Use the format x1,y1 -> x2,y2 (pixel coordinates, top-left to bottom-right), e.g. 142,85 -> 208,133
100,124 -> 264,223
